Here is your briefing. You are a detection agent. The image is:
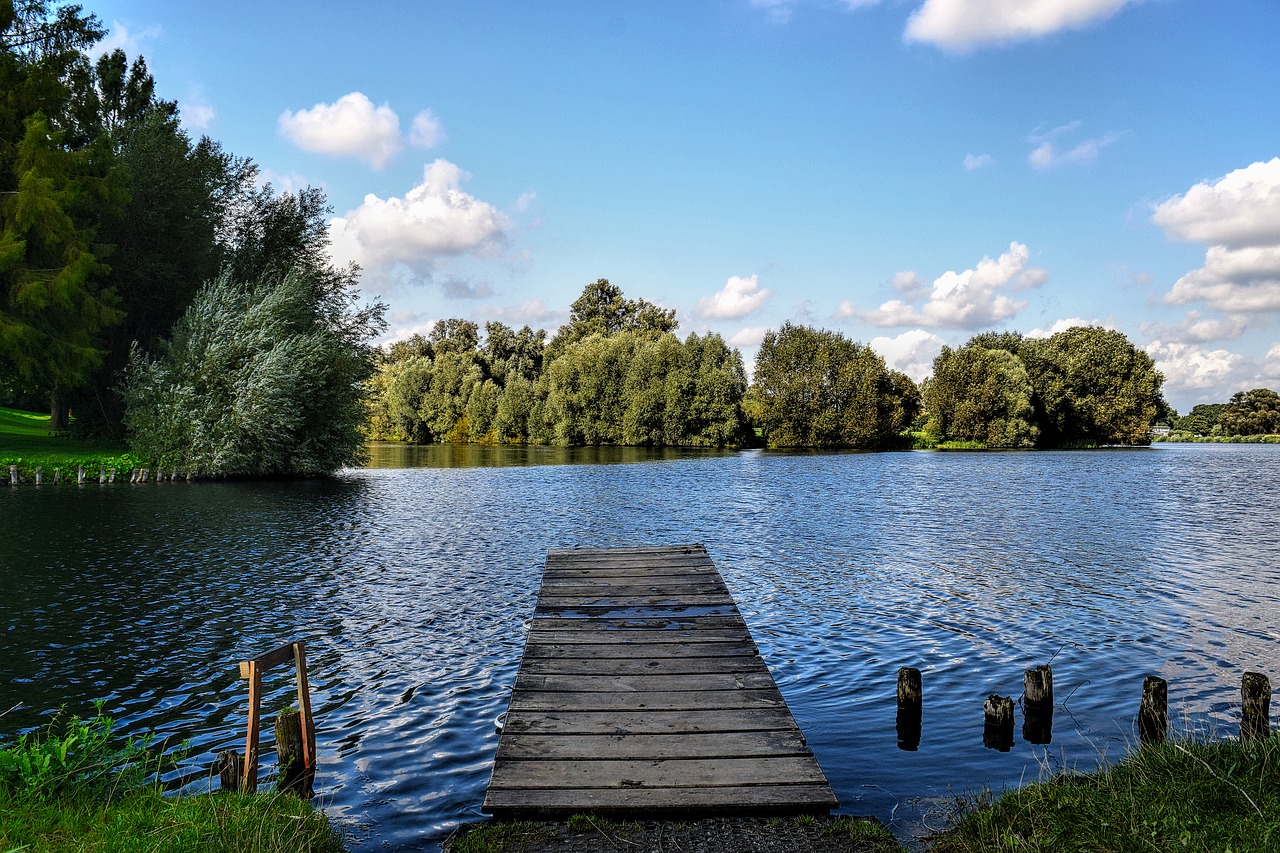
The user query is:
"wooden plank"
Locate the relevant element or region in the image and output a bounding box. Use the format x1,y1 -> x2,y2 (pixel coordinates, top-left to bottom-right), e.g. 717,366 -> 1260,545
536,582 -> 729,597
508,688 -> 786,712
519,655 -> 768,676
534,605 -> 742,619
489,756 -> 828,790
531,615 -> 748,631
526,628 -> 749,644
514,672 -> 777,693
238,642 -> 296,678
520,642 -> 758,659
496,731 -> 811,761
501,707 -> 803,736
536,593 -> 736,607
483,784 -> 838,814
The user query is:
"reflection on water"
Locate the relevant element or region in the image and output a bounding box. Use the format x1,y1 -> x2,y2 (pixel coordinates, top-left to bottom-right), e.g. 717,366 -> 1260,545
2,443 -> 1278,850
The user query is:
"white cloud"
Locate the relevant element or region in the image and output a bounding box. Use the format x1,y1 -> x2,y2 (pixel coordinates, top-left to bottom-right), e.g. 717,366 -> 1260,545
488,298 -> 566,330
1140,311 -> 1249,344
1155,160 -> 1280,317
964,153 -> 995,171
905,0 -> 1134,51
409,110 -> 444,148
729,326 -> 770,347
1027,122 -> 1122,170
1146,340 -> 1247,394
256,168 -> 313,196
1025,317 -> 1111,338
328,159 -> 512,287
1262,345 -> 1280,384
181,95 -> 215,132
870,329 -> 945,382
91,20 -> 162,59
279,92 -> 402,169
696,275 -> 773,320
1152,158 -> 1280,249
856,242 -> 1047,329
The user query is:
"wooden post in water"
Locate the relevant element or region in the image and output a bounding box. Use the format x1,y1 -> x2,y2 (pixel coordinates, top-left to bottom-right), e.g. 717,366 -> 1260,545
216,750 -> 242,792
896,666 -> 922,751
9,465 -> 17,485
1022,665 -> 1053,745
109,467 -> 116,483
77,465 -> 85,484
1138,676 -> 1168,746
274,707 -> 315,796
34,466 -> 41,485
1242,672 -> 1271,741
53,468 -> 61,484
98,466 -> 106,484
983,694 -> 1015,752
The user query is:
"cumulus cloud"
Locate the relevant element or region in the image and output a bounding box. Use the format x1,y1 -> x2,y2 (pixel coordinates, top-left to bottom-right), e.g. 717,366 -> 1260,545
328,159 -> 512,289
1155,159 -> 1280,316
905,0 -> 1134,51
409,110 -> 444,148
1025,317 -> 1111,338
488,298 -> 566,329
855,242 -> 1047,329
91,20 -> 162,59
1146,340 -> 1247,395
1140,311 -> 1249,344
696,275 -> 773,320
870,329 -> 945,381
279,92 -> 403,169
1027,121 -> 1122,170
964,153 -> 995,171
181,93 -> 215,132
729,326 -> 770,347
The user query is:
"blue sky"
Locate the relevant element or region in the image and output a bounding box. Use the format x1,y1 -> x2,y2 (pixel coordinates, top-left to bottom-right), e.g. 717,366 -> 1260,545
88,0 -> 1280,412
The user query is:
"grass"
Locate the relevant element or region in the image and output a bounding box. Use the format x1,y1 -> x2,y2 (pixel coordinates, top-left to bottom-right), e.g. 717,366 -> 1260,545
444,820 -> 555,853
0,706 -> 344,853
932,734 -> 1280,852
0,405 -> 144,481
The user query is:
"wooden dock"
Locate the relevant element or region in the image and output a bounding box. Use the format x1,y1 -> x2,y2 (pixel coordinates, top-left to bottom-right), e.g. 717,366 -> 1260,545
483,544 -> 838,817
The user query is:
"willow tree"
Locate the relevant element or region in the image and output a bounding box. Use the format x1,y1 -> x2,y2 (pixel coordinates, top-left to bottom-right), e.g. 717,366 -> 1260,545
923,343 -> 1038,447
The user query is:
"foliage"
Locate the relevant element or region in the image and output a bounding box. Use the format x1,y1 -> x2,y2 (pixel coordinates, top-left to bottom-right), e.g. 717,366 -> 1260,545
932,734 -> 1280,852
1020,327 -> 1167,447
923,343 -> 1037,448
1173,402 -> 1229,436
544,278 -> 677,363
121,269 -> 385,476
1219,387 -> 1280,436
751,322 -> 908,448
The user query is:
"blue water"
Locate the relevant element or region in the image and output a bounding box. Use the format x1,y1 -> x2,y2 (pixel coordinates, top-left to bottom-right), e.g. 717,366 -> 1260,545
2,442 -> 1277,849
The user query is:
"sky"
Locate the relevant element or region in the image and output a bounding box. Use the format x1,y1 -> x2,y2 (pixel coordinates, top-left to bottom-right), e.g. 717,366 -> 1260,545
86,0 -> 1280,413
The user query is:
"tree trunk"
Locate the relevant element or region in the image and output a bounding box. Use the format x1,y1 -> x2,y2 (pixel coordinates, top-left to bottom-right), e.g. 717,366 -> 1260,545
49,391 -> 66,432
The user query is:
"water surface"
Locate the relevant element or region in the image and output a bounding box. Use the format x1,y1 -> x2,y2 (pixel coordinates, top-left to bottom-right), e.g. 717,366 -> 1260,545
2,442 -> 1277,849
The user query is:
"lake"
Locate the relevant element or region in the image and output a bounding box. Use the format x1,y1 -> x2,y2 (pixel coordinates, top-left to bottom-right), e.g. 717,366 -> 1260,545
2,442 -> 1277,849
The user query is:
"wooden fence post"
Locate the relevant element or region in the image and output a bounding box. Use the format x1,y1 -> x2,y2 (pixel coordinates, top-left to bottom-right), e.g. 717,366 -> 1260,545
896,666 -> 922,751
1139,676 -> 1168,746
1022,665 -> 1053,745
9,465 -> 17,485
1242,672 -> 1271,741
233,641 -> 317,797
983,694 -> 1014,751
77,465 -> 85,484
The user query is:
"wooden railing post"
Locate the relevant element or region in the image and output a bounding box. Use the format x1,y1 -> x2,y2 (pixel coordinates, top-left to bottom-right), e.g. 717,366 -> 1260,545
242,659 -> 263,791
233,640 -> 316,796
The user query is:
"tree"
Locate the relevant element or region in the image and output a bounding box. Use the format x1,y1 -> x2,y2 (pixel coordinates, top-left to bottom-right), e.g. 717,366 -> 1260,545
1218,388 -> 1280,436
752,323 -> 900,448
923,343 -> 1038,447
1020,327 -> 1167,447
545,278 -> 676,362
121,269 -> 385,476
1173,402 -> 1228,436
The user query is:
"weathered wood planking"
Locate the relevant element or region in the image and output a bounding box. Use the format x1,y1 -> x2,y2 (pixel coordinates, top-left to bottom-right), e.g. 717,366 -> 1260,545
483,544 -> 838,817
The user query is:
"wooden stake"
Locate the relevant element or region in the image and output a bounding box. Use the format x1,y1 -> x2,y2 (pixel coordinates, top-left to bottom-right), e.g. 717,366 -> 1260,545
98,466 -> 106,484
53,468 -> 61,484
1138,676 -> 1168,746
1022,665 -> 1053,745
216,750 -> 242,792
34,467 -> 42,485
242,660 -> 263,792
274,708 -> 314,796
983,694 -> 1014,752
896,667 -> 922,751
109,467 -> 116,483
9,465 -> 17,485
77,465 -> 85,484
1242,672 -> 1271,741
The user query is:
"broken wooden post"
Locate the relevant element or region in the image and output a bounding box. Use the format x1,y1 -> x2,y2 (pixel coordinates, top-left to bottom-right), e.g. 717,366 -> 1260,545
215,750 -> 242,792
896,666 -> 922,751
1022,664 -> 1053,745
53,468 -> 61,484
983,694 -> 1014,752
1138,676 -> 1168,746
34,466 -> 42,485
77,465 -> 85,484
274,707 -> 315,796
9,465 -> 17,485
108,467 -> 116,483
98,466 -> 106,484
1242,671 -> 1271,741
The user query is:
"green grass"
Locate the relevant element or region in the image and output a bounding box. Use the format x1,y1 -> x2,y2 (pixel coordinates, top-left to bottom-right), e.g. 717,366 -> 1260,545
444,820 -> 555,853
823,816 -> 900,850
0,406 -> 144,481
931,735 -> 1280,852
0,787 -> 345,853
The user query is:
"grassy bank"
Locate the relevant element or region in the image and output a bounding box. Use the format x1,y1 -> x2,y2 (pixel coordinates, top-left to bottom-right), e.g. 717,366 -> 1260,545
933,734 -> 1280,852
0,406 -> 144,481
0,707 -> 344,853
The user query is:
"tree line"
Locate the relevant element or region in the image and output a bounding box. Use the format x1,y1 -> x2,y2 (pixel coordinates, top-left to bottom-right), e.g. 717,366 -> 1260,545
1,1 -> 384,475
1167,389 -> 1280,439
370,281 -> 1171,451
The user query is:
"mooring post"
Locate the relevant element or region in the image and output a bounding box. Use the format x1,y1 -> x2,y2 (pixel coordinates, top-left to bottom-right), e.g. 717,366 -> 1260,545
34,466 -> 42,485
983,694 -> 1015,751
98,466 -> 106,484
77,465 -> 85,484
9,465 -> 17,485
1022,664 -> 1053,745
53,468 -> 61,484
216,750 -> 242,792
1138,676 -> 1168,746
896,666 -> 922,751
1242,672 -> 1271,741
109,467 -> 116,483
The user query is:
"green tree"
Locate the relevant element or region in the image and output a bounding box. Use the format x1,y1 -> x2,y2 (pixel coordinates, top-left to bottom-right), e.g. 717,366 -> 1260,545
121,269 -> 385,475
752,322 -> 898,448
1021,327 -> 1166,447
1218,388 -> 1280,436
545,278 -> 676,362
923,343 -> 1038,447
